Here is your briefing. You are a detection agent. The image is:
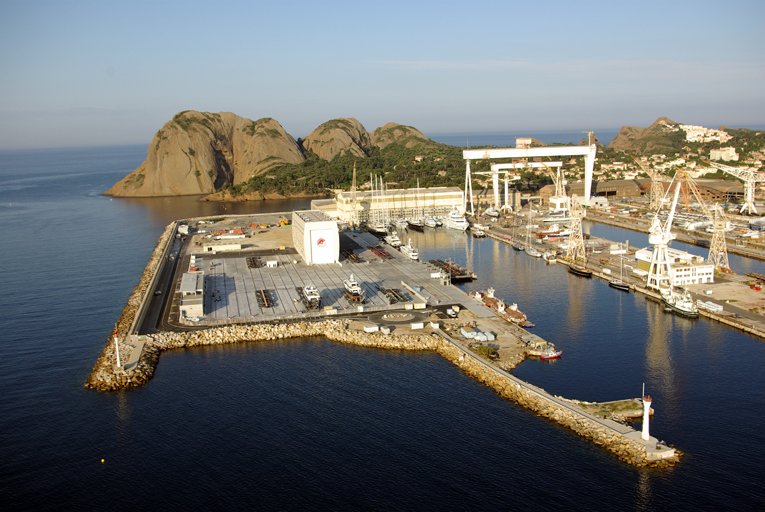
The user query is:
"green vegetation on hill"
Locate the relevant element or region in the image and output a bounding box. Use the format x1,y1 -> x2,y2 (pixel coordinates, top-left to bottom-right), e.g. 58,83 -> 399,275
224,140 -> 467,197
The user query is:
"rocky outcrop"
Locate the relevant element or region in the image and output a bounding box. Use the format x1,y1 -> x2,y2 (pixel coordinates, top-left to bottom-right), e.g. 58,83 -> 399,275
104,111 -> 305,197
302,118 -> 372,160
608,117 -> 684,154
370,122 -> 432,149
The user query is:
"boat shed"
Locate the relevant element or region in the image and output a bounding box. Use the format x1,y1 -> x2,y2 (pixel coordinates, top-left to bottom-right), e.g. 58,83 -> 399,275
179,272 -> 205,318
292,210 -> 340,265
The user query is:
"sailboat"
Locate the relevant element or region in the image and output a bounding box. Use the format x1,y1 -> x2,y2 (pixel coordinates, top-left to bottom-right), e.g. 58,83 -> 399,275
407,179 -> 425,231
609,243 -> 630,291
525,203 -> 542,257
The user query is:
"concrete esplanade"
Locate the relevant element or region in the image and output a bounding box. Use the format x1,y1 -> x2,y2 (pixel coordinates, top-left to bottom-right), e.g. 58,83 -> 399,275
85,211 -> 680,468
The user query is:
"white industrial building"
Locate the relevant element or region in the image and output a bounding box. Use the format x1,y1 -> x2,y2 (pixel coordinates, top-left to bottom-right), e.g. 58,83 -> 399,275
310,186 -> 464,222
179,271 -> 205,318
292,210 -> 340,265
635,247 -> 715,286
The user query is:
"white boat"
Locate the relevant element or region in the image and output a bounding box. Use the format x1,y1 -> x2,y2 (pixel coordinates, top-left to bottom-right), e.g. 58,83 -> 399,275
542,251 -> 557,264
484,206 -> 500,217
445,207 -> 469,231
526,246 -> 542,257
343,274 -> 363,299
302,285 -> 321,304
368,223 -> 388,235
384,232 -> 402,247
662,287 -> 699,318
434,217 -> 443,227
400,238 -> 419,260
395,219 -> 408,230
424,216 -> 438,228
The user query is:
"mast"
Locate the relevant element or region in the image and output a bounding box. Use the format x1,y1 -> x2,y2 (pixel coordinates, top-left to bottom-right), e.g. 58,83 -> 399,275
350,161 -> 358,228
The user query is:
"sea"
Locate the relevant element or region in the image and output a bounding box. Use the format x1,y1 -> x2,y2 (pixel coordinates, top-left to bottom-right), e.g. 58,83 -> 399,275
1,142 -> 764,511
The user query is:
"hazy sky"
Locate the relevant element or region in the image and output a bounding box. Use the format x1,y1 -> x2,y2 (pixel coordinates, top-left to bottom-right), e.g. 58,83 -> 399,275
1,0 -> 763,149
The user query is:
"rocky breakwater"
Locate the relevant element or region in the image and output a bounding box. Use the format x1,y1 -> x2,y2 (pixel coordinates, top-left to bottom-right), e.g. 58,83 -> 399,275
85,312 -> 679,467
434,341 -> 681,467
85,222 -> 175,391
85,319 -> 442,391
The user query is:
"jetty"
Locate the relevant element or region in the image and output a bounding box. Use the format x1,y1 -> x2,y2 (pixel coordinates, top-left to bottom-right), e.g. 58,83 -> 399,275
86,211 -> 680,468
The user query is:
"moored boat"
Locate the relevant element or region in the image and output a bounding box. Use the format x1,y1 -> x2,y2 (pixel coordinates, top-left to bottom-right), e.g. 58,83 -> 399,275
662,287 -> 699,318
484,206 -> 500,217
567,264 -> 592,277
400,238 -> 419,260
526,246 -> 542,257
407,219 -> 424,231
445,207 -> 469,231
609,280 -> 630,291
542,251 -> 557,264
540,349 -> 562,360
424,216 -> 438,228
384,232 -> 402,247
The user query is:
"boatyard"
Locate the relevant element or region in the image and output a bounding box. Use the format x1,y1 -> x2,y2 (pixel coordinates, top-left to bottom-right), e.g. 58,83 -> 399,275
85,209 -> 685,467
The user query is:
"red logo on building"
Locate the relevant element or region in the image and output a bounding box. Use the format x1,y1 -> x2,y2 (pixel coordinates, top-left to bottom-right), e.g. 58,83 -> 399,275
316,238 -> 326,247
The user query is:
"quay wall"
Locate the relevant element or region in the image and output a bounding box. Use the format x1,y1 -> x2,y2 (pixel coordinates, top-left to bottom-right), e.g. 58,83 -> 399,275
85,317 -> 678,468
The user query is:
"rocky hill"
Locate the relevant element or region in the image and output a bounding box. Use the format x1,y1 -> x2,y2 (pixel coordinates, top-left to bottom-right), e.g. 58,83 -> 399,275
301,118 -> 372,160
371,122 -> 432,149
106,113 -> 437,198
608,117 -> 686,154
105,111 -> 304,197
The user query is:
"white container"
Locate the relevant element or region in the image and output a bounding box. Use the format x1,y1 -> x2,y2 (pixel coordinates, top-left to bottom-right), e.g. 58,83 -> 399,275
364,324 -> 379,333
411,322 -> 424,330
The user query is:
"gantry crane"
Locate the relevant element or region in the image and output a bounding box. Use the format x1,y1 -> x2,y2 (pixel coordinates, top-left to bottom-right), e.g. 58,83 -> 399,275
632,155 -> 669,211
704,160 -> 765,215
677,170 -> 730,271
646,178 -> 682,291
566,194 -> 587,264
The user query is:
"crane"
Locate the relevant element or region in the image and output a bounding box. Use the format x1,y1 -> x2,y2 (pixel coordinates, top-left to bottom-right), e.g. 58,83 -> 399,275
541,161 -> 569,212
704,160 -> 765,215
677,170 -> 731,272
646,178 -> 682,291
566,194 -> 587,264
632,155 -> 669,211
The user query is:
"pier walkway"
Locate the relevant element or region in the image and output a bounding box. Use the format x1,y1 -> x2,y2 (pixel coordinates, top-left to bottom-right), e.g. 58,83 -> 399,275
435,328 -> 635,436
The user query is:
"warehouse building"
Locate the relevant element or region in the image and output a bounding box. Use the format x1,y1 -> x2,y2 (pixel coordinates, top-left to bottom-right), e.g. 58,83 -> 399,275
179,271 -> 205,318
292,210 -> 340,265
635,247 -> 715,286
310,186 -> 464,222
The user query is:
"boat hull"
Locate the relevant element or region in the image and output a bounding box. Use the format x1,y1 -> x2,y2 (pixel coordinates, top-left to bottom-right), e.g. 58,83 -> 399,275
608,280 -> 630,291
567,264 -> 592,277
662,299 -> 700,318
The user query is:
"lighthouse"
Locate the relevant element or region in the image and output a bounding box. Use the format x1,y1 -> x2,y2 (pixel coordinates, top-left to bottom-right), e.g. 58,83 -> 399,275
641,391 -> 652,442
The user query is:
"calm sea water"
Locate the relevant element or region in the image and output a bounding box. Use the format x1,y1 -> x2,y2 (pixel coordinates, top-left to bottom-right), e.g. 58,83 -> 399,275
1,145 -> 764,511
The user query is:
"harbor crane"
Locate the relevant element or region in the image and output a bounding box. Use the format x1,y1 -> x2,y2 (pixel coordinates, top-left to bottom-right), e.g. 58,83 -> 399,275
704,160 -> 765,215
678,170 -> 731,272
541,161 -> 569,212
632,155 -> 669,211
566,194 -> 587,264
646,178 -> 682,292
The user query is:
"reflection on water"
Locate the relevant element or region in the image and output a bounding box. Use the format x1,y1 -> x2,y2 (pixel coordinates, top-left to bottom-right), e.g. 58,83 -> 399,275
644,301 -> 675,405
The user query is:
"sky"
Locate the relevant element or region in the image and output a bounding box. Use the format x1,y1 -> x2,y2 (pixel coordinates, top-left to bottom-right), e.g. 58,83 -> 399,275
0,0 -> 763,150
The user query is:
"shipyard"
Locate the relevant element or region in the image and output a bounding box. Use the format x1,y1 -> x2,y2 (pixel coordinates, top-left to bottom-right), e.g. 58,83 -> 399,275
88,138 -> 765,470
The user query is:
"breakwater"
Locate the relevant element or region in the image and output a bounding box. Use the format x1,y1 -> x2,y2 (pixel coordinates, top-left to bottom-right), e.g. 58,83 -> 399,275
85,316 -> 679,467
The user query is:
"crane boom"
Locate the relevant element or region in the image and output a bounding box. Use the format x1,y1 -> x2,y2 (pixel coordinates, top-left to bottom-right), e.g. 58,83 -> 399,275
704,160 -> 765,215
